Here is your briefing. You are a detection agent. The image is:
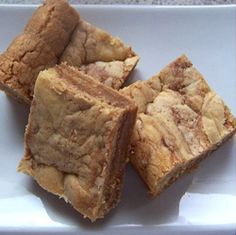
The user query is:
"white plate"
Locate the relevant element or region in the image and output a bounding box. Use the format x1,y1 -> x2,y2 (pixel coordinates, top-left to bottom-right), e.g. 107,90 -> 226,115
0,4 -> 236,235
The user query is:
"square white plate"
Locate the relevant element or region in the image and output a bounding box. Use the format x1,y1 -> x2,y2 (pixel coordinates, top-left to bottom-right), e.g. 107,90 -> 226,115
0,4 -> 235,235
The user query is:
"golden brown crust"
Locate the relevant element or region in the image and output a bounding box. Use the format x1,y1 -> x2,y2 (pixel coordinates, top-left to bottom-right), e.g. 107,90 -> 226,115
60,19 -> 136,66
0,0 -> 78,103
60,19 -> 139,90
18,64 -> 137,221
122,55 -> 236,196
0,34 -> 57,103
80,56 -> 139,89
24,0 -> 79,57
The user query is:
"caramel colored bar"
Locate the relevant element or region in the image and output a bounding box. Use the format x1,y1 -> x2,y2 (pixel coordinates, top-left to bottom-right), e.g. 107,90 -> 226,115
121,55 -> 236,196
18,64 -> 137,221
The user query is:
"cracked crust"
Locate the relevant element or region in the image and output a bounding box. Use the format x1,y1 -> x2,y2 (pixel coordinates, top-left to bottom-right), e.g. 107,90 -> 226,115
121,55 -> 236,196
24,0 -> 79,57
18,64 -> 137,221
0,0 -> 79,103
0,34 -> 58,103
60,19 -> 139,90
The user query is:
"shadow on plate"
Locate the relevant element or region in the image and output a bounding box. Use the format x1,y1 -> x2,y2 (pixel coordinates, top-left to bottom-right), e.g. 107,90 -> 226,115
26,164 -> 193,228
123,69 -> 144,87
116,164 -> 193,225
185,137 -> 236,195
27,180 -> 114,229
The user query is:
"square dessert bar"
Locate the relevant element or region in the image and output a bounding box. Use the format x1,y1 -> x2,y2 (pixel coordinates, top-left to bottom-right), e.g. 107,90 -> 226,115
18,64 -> 137,221
121,55 -> 236,196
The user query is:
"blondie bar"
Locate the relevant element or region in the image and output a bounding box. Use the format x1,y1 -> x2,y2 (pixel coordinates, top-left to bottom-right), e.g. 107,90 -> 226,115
18,64 -> 137,221
121,55 -> 236,196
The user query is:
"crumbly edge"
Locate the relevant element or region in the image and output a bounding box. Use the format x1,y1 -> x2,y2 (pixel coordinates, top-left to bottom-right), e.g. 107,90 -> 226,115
98,102 -> 137,216
55,63 -> 137,110
131,127 -> 236,196
80,56 -> 139,90
0,81 -> 31,104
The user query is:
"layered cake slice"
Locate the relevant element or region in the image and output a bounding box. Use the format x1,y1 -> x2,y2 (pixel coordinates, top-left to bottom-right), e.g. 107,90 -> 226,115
60,19 -> 139,89
18,64 -> 137,221
121,55 -> 236,196
0,0 -> 78,103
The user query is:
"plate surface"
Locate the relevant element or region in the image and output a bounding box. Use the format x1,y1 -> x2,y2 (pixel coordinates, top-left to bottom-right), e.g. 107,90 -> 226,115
0,4 -> 235,235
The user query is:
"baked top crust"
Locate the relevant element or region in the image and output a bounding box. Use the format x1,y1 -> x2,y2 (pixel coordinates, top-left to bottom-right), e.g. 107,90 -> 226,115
0,34 -> 58,103
121,55 -> 236,196
24,0 -> 79,57
60,20 -> 136,66
18,64 -> 137,221
0,0 -> 78,103
79,56 -> 139,90
60,19 -> 139,89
